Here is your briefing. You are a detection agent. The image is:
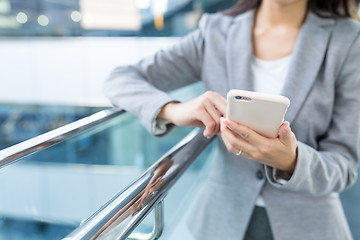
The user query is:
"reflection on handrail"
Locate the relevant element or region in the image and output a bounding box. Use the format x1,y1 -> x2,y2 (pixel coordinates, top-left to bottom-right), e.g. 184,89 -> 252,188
64,128 -> 212,240
0,108 -> 124,169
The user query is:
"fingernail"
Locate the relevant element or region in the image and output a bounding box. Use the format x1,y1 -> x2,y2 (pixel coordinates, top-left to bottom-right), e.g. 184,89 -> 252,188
203,130 -> 210,139
220,117 -> 224,125
223,118 -> 232,130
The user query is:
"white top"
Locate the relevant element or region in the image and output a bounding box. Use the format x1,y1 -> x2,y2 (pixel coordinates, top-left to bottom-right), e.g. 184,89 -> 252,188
253,54 -> 292,95
251,54 -> 292,207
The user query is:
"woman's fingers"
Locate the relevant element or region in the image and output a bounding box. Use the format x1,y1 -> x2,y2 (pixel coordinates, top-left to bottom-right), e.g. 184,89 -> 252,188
202,101 -> 222,137
197,105 -> 217,138
220,119 -> 256,155
221,118 -> 267,145
158,91 -> 226,138
208,91 -> 227,116
196,91 -> 226,138
220,117 -> 298,173
278,121 -> 293,145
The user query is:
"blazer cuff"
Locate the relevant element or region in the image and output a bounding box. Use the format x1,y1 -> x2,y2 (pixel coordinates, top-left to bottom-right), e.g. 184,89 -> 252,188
265,141 -> 307,190
151,105 -> 176,136
268,167 -> 292,185
139,94 -> 177,136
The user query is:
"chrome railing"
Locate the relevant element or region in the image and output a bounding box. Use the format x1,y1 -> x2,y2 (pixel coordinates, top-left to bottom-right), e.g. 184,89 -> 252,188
64,128 -> 212,240
0,108 -> 124,169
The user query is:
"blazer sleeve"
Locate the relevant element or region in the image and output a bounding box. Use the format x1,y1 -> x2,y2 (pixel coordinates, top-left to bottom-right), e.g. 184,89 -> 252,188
103,15 -> 208,135
265,33 -> 360,197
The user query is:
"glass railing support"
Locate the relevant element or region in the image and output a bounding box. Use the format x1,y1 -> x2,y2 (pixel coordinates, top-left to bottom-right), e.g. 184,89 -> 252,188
127,200 -> 164,240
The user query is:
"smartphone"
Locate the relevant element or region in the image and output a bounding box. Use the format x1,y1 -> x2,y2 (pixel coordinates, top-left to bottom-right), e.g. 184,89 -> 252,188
226,89 -> 290,138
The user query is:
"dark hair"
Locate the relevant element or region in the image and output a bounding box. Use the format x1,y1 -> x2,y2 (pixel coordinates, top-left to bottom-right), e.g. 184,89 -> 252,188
223,0 -> 359,19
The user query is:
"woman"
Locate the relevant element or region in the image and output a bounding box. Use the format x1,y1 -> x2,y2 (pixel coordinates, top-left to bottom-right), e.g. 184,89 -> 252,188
104,0 -> 360,239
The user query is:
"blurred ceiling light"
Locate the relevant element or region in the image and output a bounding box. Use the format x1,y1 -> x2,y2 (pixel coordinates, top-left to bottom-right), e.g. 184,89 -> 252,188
152,0 -> 168,16
152,0 -> 167,30
16,12 -> 28,24
136,0 -> 150,9
80,0 -> 141,30
38,15 -> 49,26
71,11 -> 81,22
0,0 -> 11,14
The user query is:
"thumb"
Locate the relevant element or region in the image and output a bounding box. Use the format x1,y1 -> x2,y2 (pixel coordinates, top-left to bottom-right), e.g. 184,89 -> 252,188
278,121 -> 292,144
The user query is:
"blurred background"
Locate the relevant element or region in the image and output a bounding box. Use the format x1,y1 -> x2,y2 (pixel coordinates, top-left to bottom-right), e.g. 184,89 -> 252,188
0,1 -> 237,239
0,0 -> 239,106
0,0 -> 359,240
0,0 -> 238,37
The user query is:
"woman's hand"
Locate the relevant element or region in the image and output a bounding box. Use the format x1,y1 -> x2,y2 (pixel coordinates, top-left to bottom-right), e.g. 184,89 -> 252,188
220,117 -> 298,174
158,91 -> 227,138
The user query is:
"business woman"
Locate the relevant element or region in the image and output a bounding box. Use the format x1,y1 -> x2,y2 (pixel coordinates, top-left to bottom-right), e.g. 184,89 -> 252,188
104,0 -> 360,239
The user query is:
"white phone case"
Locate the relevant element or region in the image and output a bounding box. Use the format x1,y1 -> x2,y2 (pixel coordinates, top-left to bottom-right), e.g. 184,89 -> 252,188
227,90 -> 290,138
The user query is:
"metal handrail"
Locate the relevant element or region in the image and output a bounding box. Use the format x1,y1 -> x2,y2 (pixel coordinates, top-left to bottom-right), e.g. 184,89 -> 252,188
64,128 -> 213,240
0,108 -> 124,169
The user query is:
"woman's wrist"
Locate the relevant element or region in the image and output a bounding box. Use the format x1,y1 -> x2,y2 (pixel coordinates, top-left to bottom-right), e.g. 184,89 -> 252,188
157,102 -> 178,122
280,147 -> 298,174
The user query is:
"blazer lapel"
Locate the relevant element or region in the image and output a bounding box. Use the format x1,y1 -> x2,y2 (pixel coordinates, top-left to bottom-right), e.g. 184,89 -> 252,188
281,12 -> 335,124
225,10 -> 334,124
226,10 -> 255,92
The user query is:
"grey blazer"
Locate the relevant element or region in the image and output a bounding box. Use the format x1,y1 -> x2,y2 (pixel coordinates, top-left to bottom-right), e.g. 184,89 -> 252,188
104,9 -> 360,240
